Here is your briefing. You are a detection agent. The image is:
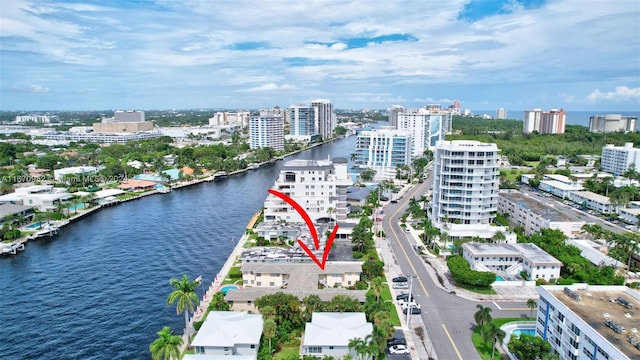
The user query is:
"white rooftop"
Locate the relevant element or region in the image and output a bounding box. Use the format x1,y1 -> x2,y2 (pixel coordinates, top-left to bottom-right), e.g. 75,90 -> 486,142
572,191 -> 611,204
463,242 -> 562,265
540,180 -> 583,191
303,312 -> 373,347
94,188 -> 125,199
191,312 -> 263,348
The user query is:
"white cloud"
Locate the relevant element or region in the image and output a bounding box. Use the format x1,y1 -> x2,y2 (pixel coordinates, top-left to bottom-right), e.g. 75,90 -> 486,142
587,86 -> 640,102
237,83 -> 297,92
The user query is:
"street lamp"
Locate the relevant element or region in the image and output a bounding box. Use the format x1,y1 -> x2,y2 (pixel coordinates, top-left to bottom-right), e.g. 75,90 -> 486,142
405,275 -> 417,328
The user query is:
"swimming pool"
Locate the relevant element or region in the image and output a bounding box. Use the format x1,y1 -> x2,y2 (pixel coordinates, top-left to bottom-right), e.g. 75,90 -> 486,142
495,275 -> 505,281
26,221 -> 47,229
68,203 -> 85,211
512,329 -> 536,337
220,285 -> 239,294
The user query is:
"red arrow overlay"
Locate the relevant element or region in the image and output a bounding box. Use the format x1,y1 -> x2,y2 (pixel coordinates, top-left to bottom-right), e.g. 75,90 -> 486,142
267,189 -> 338,270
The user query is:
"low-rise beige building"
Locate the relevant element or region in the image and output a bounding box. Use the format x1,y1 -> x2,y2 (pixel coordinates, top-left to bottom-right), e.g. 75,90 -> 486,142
242,261 -> 362,288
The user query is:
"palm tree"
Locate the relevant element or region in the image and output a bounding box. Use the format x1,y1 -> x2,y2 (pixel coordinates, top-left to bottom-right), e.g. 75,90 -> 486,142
348,334 -> 372,360
474,304 -> 493,335
149,326 -> 183,360
370,277 -> 384,301
167,275 -> 200,343
491,230 -> 506,244
263,318 -> 277,354
260,305 -> 275,319
327,207 -> 334,226
483,322 -> 506,360
527,298 -> 537,318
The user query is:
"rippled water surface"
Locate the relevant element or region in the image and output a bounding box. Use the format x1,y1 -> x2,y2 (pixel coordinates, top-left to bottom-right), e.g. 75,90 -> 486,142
0,136 -> 355,360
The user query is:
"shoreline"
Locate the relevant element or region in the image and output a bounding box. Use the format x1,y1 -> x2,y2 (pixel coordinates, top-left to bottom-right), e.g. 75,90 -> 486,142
0,136 -> 344,256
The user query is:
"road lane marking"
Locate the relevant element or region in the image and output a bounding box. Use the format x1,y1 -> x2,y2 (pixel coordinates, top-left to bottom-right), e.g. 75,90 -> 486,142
493,301 -> 502,310
442,323 -> 463,360
388,184 -> 430,297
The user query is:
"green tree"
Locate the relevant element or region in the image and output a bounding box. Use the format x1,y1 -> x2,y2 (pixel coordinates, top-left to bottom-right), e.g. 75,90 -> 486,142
348,334 -> 373,360
263,318 -> 277,355
483,322 -> 506,360
207,291 -> 230,311
491,230 -> 506,243
474,304 -> 492,336
166,275 -> 200,342
527,298 -> 537,318
149,326 -> 183,360
370,277 -> 384,301
507,333 -> 552,360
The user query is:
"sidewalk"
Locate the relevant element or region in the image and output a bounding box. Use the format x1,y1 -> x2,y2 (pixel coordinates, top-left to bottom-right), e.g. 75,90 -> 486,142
376,237 -> 437,360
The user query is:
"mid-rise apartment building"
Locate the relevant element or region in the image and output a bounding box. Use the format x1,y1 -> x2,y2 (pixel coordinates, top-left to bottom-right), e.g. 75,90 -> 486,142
353,127 -> 412,181
589,114 -> 637,133
397,106 -> 448,157
250,107 -> 284,151
388,105 -> 405,128
289,105 -> 318,137
430,140 -> 500,238
209,111 -> 250,127
263,158 -> 352,223
537,285 -> 639,360
498,190 -> 585,237
311,99 -> 336,140
523,108 -> 566,134
462,243 -> 561,280
600,143 -> 640,175
15,114 -> 59,123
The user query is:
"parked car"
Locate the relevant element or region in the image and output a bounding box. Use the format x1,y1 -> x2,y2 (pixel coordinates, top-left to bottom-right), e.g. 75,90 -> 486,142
389,344 -> 410,354
403,307 -> 422,315
396,293 -> 414,301
387,337 -> 407,347
400,301 -> 421,310
393,282 -> 409,289
392,276 -> 408,283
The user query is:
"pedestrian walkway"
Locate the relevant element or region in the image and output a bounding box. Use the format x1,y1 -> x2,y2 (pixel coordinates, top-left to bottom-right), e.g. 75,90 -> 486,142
376,237 -> 437,360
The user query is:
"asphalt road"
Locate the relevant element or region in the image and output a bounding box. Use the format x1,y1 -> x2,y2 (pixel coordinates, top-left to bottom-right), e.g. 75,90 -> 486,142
381,176 -> 530,360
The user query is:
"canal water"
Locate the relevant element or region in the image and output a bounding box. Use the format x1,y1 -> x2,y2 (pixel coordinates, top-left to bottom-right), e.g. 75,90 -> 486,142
0,135 -> 356,360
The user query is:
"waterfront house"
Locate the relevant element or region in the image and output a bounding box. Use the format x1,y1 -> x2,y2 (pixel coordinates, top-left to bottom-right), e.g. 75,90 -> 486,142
0,185 -> 72,211
0,203 -> 35,223
188,311 -> 262,359
300,312 -> 373,359
117,179 -> 157,192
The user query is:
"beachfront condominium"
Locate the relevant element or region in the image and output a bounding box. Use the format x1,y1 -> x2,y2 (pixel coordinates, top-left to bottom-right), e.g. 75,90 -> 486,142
353,127 -> 412,181
289,104 -> 318,138
388,105 -> 405,128
601,143 -> 640,175
589,114 -> 637,133
311,99 -> 336,140
496,107 -> 507,119
523,108 -> 566,134
250,107 -> 285,152
429,140 -> 501,239
536,285 -> 639,360
264,158 -> 352,223
397,106 -> 449,157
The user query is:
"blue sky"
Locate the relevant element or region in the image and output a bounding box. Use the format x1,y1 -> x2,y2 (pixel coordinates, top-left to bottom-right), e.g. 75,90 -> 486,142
1,0 -> 639,112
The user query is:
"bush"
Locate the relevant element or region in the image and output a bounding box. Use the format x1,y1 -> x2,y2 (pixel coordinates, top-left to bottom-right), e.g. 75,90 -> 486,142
352,251 -> 363,259
193,319 -> 204,331
627,282 -> 640,289
354,280 -> 368,290
447,255 -> 495,288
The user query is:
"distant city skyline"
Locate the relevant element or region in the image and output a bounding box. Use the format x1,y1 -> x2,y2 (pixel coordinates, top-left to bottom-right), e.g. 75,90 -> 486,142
1,0 -> 639,111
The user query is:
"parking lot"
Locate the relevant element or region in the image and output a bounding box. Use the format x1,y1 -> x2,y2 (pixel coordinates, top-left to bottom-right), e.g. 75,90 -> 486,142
386,329 -> 411,360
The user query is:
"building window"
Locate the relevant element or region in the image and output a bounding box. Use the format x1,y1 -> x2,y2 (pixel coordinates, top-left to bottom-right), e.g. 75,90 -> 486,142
251,344 -> 256,349
308,346 -> 322,353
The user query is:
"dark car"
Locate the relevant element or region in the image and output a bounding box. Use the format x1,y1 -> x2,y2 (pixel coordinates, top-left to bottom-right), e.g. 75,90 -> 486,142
403,307 -> 422,315
395,293 -> 414,301
387,337 -> 407,347
392,276 -> 408,283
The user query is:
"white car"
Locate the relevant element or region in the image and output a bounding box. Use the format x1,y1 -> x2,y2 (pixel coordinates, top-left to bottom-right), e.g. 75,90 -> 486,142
389,344 -> 410,354
393,282 -> 409,289
400,301 -> 420,310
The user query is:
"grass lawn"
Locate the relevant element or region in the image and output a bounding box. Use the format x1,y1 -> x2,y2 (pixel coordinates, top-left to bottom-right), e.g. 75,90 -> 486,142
472,318 -> 535,360
459,284 -> 497,295
379,285 -> 401,326
273,346 -> 300,359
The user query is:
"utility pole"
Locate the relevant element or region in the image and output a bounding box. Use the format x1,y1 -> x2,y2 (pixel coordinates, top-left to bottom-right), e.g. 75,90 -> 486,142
405,275 -> 415,328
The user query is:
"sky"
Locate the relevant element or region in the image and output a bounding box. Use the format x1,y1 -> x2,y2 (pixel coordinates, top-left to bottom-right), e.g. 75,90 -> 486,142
1,0 -> 639,112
